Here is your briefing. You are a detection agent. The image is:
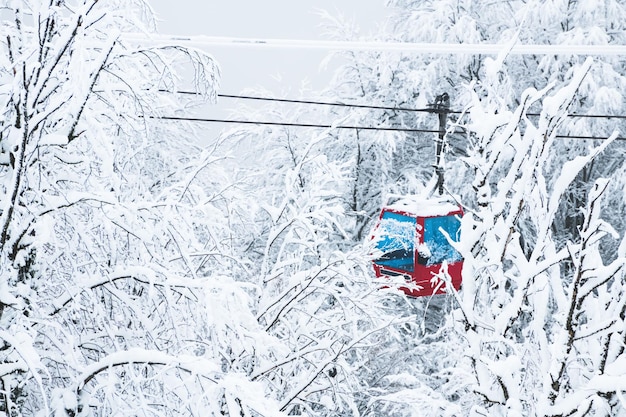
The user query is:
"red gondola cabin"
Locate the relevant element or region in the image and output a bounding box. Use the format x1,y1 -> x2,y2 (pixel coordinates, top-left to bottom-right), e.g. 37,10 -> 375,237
371,197 -> 463,297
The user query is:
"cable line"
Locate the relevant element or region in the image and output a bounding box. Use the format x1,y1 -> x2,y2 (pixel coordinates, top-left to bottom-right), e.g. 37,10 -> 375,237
171,90 -> 446,113
555,134 -> 626,141
170,90 -> 626,120
152,115 -> 626,140
124,33 -> 626,55
218,93 -> 441,113
155,115 -> 440,133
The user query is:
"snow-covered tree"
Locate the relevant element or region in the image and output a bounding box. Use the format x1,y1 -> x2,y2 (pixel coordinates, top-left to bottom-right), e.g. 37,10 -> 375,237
0,2 -> 422,414
6,0 -> 626,415
453,58 -> 626,416
313,1 -> 626,415
0,1 -> 290,415
318,0 -> 626,246
216,95 -> 423,415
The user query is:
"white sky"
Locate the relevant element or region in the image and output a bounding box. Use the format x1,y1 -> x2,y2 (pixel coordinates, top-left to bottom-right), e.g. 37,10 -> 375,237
149,0 -> 389,95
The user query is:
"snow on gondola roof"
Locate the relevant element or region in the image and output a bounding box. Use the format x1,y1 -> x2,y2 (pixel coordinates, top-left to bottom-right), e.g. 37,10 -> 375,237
384,195 -> 461,217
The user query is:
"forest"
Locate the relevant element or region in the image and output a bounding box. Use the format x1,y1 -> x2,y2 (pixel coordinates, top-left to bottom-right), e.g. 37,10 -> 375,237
1,0 -> 626,416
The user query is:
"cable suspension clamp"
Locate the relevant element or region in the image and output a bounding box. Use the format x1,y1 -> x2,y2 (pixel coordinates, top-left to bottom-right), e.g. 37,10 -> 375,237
428,93 -> 450,195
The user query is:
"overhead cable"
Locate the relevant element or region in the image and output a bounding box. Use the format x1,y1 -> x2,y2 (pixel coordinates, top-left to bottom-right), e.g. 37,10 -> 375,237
218,93 -> 442,114
170,90 -> 626,120
153,115 -> 626,141
155,115 -> 440,133
170,90 -> 445,113
123,33 -> 626,56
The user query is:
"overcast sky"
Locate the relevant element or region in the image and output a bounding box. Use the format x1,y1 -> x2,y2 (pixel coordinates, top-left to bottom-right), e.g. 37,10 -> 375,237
145,1 -> 390,139
149,0 -> 389,95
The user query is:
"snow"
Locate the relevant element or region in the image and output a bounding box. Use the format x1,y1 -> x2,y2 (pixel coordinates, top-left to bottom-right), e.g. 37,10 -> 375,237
383,373 -> 420,387
484,30 -> 521,81
0,276 -> 20,306
543,57 -> 593,117
547,135 -> 616,221
386,195 -> 461,217
373,215 -> 415,253
51,389 -> 77,417
38,134 -> 69,146
123,33 -> 626,55
5,1 -> 626,416
0,361 -> 27,376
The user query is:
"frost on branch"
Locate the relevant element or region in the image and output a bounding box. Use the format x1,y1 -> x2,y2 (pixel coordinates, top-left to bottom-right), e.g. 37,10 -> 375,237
0,1 -> 227,415
456,59 -> 626,416
546,178 -> 626,416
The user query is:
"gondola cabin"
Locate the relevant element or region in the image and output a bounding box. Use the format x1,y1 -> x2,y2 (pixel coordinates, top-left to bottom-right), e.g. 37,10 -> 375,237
371,197 -> 463,297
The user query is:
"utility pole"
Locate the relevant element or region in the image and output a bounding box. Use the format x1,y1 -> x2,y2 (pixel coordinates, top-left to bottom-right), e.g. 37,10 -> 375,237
433,92 -> 450,195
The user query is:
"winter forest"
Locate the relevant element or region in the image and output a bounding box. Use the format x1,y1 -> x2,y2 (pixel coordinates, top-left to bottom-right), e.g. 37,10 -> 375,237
3,0 -> 626,416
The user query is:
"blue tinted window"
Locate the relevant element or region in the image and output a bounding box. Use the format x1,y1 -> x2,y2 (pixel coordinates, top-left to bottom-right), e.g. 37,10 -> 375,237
374,211 -> 416,272
422,215 -> 462,266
